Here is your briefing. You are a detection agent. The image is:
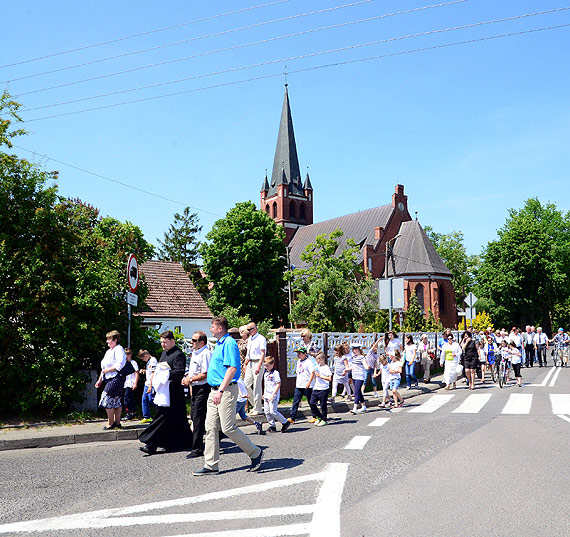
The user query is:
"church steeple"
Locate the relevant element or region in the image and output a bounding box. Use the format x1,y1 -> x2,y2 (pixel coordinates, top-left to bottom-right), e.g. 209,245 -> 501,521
268,85 -> 304,197
260,85 -> 313,245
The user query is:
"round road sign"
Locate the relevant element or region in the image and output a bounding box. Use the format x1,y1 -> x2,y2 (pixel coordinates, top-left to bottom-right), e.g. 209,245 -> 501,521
127,254 -> 139,292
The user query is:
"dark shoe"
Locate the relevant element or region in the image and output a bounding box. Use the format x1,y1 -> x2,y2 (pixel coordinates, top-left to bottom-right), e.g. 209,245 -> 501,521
249,450 -> 264,472
193,467 -> 219,476
281,421 -> 291,433
139,444 -> 157,456
267,426 -> 278,433
102,424 -> 114,430
186,450 -> 203,459
114,422 -> 122,429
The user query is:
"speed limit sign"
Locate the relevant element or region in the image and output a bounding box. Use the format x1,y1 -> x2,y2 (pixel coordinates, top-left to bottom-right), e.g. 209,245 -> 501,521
127,254 -> 139,292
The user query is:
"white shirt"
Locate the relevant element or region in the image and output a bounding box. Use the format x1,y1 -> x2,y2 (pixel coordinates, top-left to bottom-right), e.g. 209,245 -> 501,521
153,363 -> 171,407
237,378 -> 249,402
101,345 -> 126,379
123,360 -> 139,388
351,353 -> 367,381
404,343 -> 417,363
263,369 -> 281,399
510,347 -> 522,364
333,355 -> 347,376
386,338 -> 402,357
144,356 -> 158,387
313,364 -> 332,391
246,332 -> 267,362
535,333 -> 548,345
511,334 -> 522,347
388,359 -> 403,381
187,345 -> 212,386
295,358 -> 315,388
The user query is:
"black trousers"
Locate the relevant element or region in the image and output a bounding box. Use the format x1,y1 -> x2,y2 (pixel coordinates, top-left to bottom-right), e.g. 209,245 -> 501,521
309,389 -> 329,422
525,344 -> 534,367
536,344 -> 547,366
190,383 -> 211,453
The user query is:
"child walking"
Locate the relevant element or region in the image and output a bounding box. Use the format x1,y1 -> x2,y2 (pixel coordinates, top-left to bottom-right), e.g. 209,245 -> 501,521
309,353 -> 332,426
387,350 -> 404,408
373,354 -> 391,408
330,344 -> 351,403
236,378 -> 264,434
122,348 -> 139,420
263,356 -> 290,433
138,349 -> 157,423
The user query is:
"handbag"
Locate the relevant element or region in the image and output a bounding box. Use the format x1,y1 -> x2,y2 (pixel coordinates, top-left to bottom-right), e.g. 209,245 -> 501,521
119,360 -> 136,377
456,363 -> 464,377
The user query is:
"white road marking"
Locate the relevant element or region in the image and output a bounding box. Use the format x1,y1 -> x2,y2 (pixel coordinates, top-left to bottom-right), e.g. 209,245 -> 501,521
549,367 -> 562,387
368,418 -> 390,427
550,394 -> 570,415
452,393 -> 492,414
408,394 -> 454,413
556,414 -> 570,424
501,394 -> 533,414
344,436 -> 371,450
0,463 -> 349,536
529,367 -> 556,387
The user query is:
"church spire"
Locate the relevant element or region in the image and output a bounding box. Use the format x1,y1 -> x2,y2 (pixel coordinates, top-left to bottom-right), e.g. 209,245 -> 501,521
268,85 -> 303,196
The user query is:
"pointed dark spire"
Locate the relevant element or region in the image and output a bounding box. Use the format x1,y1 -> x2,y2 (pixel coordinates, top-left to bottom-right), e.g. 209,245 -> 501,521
260,170 -> 269,193
303,171 -> 312,191
268,85 -> 303,197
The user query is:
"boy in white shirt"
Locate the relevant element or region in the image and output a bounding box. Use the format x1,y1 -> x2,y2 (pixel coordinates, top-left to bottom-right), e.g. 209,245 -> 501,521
387,350 -> 404,408
287,346 -> 317,424
263,356 -> 290,433
138,349 -> 157,424
308,353 -> 332,426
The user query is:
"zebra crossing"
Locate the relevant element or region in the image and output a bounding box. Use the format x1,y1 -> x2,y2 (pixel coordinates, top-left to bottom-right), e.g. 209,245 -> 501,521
404,392 -> 570,417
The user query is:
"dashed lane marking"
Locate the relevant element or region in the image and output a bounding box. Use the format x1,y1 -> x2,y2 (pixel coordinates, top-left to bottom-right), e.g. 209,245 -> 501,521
368,418 -> 390,427
344,436 -> 371,450
556,414 -> 570,424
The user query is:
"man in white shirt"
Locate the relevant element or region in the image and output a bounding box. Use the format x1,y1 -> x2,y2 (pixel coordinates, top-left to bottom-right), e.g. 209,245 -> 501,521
244,322 -> 266,416
534,326 -> 549,367
182,331 -> 212,458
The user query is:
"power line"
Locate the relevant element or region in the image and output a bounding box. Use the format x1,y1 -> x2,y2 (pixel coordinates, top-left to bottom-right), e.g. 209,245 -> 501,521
0,0 -> 291,69
23,22 -> 570,123
16,1 -> 464,98
23,7 -> 569,113
12,144 -> 224,218
4,0 -> 374,83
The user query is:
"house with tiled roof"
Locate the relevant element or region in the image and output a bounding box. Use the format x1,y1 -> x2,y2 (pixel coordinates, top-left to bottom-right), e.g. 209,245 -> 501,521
137,260 -> 212,336
260,86 -> 457,328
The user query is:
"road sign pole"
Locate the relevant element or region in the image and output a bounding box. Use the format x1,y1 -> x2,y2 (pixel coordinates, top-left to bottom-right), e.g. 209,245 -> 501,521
127,303 -> 132,348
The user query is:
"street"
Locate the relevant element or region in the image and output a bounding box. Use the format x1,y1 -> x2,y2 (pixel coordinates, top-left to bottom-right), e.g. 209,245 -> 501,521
1,365 -> 570,537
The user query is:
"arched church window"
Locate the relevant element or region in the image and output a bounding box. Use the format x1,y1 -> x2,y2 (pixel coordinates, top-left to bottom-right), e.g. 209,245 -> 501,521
438,286 -> 446,314
265,204 -> 270,214
300,203 -> 306,221
272,202 -> 277,218
415,283 -> 425,312
289,201 -> 296,220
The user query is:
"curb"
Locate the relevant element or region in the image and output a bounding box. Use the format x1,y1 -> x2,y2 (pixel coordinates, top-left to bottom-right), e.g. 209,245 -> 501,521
0,381 -> 445,452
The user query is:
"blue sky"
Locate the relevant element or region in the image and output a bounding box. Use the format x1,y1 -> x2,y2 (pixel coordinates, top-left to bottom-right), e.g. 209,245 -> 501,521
3,0 -> 569,257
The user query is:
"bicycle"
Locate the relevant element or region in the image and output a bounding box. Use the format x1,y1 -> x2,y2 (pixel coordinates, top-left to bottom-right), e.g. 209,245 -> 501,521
497,350 -> 510,389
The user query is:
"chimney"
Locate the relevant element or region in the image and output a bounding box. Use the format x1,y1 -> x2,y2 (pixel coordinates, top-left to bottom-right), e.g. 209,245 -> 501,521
374,226 -> 383,240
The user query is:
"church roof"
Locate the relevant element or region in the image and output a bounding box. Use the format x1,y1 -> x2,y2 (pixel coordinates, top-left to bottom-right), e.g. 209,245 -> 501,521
389,220 -> 452,277
267,86 -> 305,197
138,260 -> 212,319
288,204 -> 394,269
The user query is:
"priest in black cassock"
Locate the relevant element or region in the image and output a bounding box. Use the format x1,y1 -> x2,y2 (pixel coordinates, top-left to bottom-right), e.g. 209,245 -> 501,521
139,330 -> 192,455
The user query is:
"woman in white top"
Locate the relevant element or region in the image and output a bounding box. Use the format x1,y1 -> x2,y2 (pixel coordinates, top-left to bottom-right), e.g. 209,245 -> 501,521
349,343 -> 370,414
404,334 -> 418,389
439,333 -> 462,390
509,342 -> 523,387
385,331 -> 402,358
330,344 -> 351,402
95,330 -> 127,430
417,334 -> 434,383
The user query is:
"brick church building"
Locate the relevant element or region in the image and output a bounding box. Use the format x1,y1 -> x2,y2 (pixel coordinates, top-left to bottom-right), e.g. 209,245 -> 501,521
260,86 -> 457,328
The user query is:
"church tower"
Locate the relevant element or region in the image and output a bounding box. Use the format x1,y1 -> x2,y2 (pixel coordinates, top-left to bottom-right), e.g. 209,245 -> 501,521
260,85 -> 313,245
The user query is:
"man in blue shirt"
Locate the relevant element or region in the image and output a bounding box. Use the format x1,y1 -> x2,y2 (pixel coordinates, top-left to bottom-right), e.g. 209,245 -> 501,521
193,316 -> 263,475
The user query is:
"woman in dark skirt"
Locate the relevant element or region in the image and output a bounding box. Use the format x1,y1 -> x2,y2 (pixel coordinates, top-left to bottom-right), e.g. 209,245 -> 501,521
461,331 -> 479,390
95,330 -> 127,430
139,330 -> 193,455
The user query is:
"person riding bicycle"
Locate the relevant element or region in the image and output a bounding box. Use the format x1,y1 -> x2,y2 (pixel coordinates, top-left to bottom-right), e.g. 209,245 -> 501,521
552,328 -> 569,367
499,340 -> 512,381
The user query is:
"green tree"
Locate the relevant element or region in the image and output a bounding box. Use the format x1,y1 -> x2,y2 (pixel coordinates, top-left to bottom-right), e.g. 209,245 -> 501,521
201,201 -> 287,323
403,291 -> 425,332
0,92 -> 155,416
424,226 -> 479,302
288,229 -> 378,332
157,207 -> 208,298
476,198 -> 570,333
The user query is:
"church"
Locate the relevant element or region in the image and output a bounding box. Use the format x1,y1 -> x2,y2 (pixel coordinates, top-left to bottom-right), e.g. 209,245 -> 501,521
260,86 -> 458,329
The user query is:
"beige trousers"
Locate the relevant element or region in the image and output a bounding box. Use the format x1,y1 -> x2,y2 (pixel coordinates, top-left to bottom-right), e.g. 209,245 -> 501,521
204,383 -> 260,471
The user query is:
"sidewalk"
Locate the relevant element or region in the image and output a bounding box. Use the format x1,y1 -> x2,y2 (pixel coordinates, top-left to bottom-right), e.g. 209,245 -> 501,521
0,373 -> 446,452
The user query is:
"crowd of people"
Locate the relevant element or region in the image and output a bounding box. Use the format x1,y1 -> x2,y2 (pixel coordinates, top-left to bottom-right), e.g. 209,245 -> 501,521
94,322 -> 568,473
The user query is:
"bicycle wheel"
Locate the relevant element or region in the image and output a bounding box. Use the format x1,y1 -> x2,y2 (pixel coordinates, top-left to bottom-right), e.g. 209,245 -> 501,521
498,361 -> 506,388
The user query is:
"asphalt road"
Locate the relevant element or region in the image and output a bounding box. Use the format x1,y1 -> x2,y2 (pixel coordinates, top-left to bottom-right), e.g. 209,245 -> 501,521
1,365 -> 569,537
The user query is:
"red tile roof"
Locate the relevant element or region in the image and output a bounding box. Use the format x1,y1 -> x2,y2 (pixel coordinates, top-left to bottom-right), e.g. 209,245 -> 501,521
138,260 -> 212,319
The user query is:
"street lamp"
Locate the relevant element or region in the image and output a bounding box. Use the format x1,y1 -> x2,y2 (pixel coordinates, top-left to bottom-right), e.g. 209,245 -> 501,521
385,234 -> 401,331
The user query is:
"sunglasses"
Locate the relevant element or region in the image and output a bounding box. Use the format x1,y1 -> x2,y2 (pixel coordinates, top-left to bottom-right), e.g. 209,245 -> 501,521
191,338 -> 200,343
